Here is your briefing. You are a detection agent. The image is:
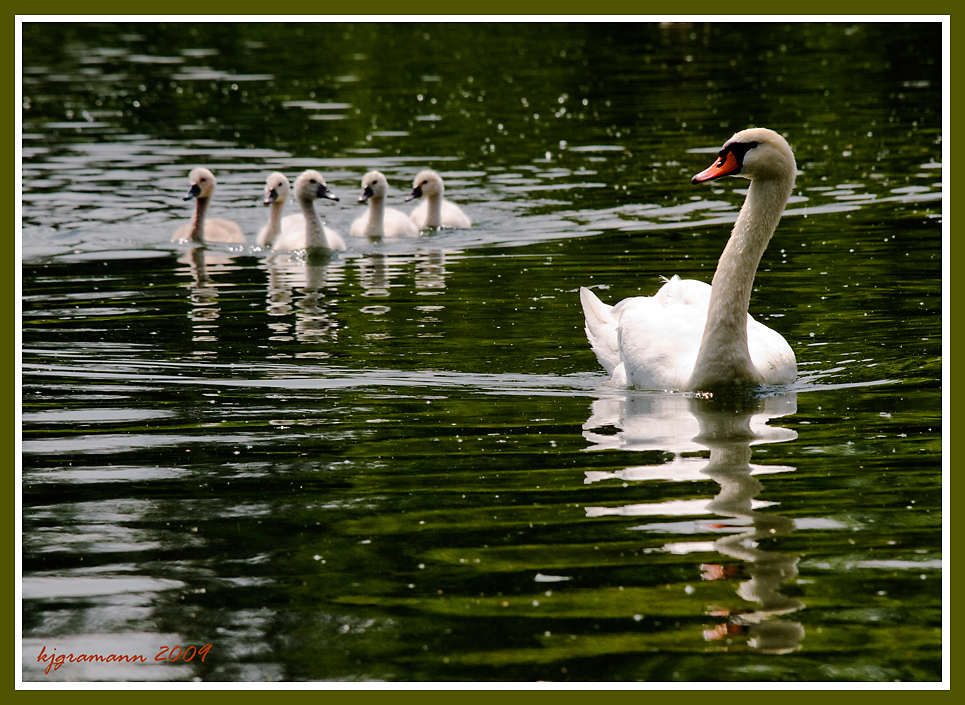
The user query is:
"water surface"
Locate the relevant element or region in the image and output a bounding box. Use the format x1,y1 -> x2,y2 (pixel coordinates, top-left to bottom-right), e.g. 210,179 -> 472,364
20,21 -> 945,683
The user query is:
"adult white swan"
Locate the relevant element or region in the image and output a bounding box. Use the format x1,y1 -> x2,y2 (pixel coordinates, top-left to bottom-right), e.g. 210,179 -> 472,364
580,127 -> 798,391
171,167 -> 246,244
405,170 -> 472,229
271,170 -> 346,252
351,171 -> 419,238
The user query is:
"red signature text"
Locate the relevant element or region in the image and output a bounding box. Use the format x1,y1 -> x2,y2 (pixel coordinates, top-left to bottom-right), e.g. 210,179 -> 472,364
37,644 -> 212,675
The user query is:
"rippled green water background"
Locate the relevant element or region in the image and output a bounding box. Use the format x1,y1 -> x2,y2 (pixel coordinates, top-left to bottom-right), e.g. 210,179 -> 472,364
20,21 -> 945,682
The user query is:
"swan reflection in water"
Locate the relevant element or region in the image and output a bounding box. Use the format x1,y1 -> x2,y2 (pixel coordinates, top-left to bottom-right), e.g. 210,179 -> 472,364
262,251 -> 347,348
583,390 -> 804,654
176,246 -> 245,350
354,248 -> 452,299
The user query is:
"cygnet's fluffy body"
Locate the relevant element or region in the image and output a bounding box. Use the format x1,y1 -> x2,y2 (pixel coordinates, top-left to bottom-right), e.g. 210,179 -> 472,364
350,171 -> 419,238
405,170 -> 472,229
172,167 -> 246,244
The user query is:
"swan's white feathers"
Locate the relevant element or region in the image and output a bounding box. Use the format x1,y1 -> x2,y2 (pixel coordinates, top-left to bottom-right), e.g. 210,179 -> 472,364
584,275 -> 792,390
611,278 -> 707,391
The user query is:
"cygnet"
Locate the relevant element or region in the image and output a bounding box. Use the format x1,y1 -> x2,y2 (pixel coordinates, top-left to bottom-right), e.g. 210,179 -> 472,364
256,172 -> 290,248
271,170 -> 346,252
350,171 -> 419,238
405,170 -> 472,229
171,167 -> 246,244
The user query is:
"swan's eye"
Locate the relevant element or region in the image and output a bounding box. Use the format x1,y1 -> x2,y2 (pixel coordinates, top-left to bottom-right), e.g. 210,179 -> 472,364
725,140 -> 759,165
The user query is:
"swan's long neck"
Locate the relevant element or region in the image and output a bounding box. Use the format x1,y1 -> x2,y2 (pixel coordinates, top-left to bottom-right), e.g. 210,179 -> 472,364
424,194 -> 443,227
263,201 -> 285,245
366,196 -> 386,236
299,196 -> 326,248
190,197 -> 210,243
689,174 -> 793,389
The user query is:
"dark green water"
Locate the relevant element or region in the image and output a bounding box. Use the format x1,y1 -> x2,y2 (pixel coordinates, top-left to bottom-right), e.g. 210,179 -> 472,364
20,21 -> 944,682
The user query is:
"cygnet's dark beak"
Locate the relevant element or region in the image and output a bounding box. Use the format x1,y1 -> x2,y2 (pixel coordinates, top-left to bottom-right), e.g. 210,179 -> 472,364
358,185 -> 374,204
404,184 -> 422,203
184,183 -> 201,201
318,184 -> 339,202
263,187 -> 278,206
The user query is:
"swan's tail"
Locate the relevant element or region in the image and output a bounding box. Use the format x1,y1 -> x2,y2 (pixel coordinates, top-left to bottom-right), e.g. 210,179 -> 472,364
580,287 -> 622,376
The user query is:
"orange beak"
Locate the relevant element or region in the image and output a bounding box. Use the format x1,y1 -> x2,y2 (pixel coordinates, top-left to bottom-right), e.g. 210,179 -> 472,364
692,150 -> 740,184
